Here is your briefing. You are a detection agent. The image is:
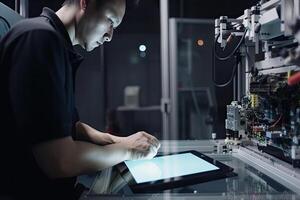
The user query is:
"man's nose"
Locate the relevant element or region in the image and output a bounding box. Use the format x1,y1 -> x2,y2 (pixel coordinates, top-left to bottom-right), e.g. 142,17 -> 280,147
104,28 -> 114,42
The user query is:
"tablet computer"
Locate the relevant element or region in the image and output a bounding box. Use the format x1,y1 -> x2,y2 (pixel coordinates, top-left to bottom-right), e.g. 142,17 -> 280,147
116,150 -> 236,193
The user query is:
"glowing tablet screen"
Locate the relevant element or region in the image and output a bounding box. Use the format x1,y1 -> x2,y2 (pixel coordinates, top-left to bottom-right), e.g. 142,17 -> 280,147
124,153 -> 219,184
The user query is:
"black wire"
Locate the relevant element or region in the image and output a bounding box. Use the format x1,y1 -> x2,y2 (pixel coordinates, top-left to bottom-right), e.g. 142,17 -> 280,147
212,29 -> 247,87
245,49 -> 256,75
214,29 -> 248,61
213,53 -> 241,87
0,16 -> 11,29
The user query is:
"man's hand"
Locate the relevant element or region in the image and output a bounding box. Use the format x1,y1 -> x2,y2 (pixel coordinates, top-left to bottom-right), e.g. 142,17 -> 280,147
119,131 -> 160,160
75,122 -> 160,160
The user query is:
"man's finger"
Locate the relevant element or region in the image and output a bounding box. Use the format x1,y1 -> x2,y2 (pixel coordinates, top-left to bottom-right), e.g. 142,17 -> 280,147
142,132 -> 160,147
146,138 -> 158,149
143,146 -> 157,160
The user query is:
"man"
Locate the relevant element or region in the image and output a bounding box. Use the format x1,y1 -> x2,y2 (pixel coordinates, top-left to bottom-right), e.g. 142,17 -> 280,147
0,0 -> 160,199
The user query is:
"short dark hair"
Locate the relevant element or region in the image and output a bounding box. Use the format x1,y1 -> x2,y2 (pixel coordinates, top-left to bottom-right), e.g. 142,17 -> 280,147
63,0 -> 140,7
63,0 -> 80,6
62,0 -> 110,9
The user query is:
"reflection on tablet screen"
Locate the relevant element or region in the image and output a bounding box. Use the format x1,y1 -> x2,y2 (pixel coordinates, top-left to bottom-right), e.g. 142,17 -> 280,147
124,153 -> 219,184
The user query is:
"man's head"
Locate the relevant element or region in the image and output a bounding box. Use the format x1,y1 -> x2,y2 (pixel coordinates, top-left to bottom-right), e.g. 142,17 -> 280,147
63,0 -> 126,51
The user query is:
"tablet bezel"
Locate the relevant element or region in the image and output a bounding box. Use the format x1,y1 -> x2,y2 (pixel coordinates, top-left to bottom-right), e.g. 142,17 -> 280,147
116,150 -> 235,193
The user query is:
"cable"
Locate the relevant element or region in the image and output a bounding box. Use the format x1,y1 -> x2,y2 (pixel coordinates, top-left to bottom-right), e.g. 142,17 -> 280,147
245,48 -> 256,75
212,29 -> 248,87
212,50 -> 241,87
269,115 -> 283,128
214,29 -> 248,61
288,72 -> 300,86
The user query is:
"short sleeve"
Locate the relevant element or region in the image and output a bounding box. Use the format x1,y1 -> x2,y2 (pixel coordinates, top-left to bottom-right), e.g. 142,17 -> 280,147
9,30 -> 73,145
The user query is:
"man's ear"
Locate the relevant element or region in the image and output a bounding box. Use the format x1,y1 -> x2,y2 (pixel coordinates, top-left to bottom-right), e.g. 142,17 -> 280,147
77,0 -> 88,19
80,0 -> 88,11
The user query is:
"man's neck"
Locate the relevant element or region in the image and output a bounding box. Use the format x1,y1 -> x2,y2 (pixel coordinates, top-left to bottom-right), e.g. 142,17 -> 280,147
55,5 -> 80,46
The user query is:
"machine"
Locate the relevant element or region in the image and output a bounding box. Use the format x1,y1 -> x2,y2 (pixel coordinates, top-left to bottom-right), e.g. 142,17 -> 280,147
215,0 -> 300,167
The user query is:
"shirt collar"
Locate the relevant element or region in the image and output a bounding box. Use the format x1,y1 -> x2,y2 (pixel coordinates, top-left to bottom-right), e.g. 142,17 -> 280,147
40,7 -> 84,67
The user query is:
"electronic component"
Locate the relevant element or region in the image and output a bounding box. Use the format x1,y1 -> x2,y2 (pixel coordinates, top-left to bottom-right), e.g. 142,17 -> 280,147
218,0 -> 300,168
225,101 -> 245,132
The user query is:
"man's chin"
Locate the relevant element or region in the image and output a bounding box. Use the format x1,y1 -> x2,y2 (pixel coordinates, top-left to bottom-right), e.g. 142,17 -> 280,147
79,42 -> 94,52
85,44 -> 99,52
86,46 -> 95,52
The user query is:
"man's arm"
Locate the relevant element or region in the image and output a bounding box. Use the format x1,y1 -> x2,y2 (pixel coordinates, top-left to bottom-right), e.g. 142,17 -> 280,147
75,122 -> 160,150
33,137 -> 128,178
75,122 -> 123,145
32,132 -> 160,179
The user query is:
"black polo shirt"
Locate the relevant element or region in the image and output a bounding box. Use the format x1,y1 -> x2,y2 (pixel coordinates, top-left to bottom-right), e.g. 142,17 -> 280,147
0,8 -> 83,199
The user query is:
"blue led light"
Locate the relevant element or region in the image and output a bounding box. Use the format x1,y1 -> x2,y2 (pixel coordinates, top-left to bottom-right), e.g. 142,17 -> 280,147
139,45 -> 147,52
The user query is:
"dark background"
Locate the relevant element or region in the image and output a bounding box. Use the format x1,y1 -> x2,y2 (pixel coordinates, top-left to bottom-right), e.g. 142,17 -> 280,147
0,0 -> 259,139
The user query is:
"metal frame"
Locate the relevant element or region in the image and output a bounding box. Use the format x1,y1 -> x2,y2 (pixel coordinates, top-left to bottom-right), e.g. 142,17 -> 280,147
15,0 -> 18,12
234,146 -> 300,195
261,0 -> 281,11
160,0 -> 171,143
10,0 -> 29,18
19,0 -> 28,18
169,18 -> 215,140
169,18 -> 178,140
234,0 -> 282,98
244,45 -> 255,95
